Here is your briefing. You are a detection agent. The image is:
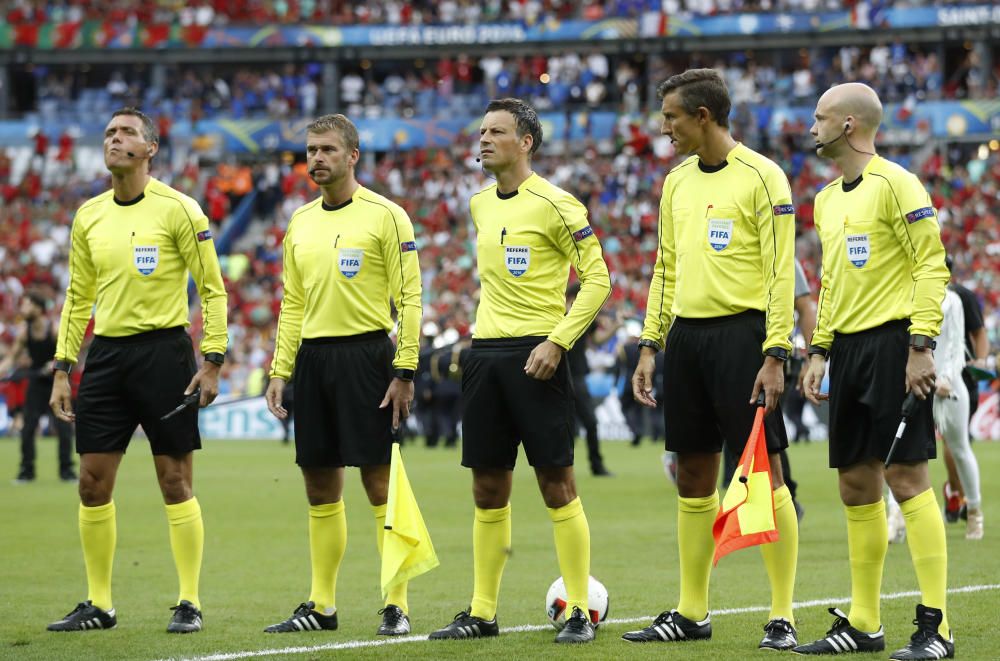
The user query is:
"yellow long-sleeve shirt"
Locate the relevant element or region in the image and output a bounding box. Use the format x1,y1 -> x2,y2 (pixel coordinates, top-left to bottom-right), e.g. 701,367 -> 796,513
271,186 -> 422,380
55,177 -> 228,363
641,143 -> 796,352
471,172 -> 611,349
811,155 -> 949,347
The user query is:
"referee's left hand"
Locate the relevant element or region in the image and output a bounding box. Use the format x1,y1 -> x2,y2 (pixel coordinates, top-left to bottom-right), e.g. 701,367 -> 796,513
185,362 -> 220,408
750,356 -> 785,415
380,377 -> 414,430
905,349 -> 936,400
525,340 -> 563,381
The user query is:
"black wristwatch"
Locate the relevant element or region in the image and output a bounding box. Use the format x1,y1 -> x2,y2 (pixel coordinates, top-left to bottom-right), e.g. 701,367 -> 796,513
203,352 -> 225,366
908,335 -> 936,352
53,359 -> 74,374
764,347 -> 789,362
638,338 -> 662,353
394,368 -> 415,382
808,345 -> 830,359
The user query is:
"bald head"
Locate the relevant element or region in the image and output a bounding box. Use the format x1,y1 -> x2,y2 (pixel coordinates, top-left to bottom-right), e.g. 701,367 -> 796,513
817,83 -> 883,135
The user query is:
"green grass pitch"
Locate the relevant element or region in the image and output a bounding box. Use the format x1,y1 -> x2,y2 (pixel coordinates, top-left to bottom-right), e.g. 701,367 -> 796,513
1,436 -> 997,660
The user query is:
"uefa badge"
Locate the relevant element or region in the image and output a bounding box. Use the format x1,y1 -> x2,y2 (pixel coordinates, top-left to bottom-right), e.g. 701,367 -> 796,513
505,246 -> 530,277
846,234 -> 870,268
133,245 -> 159,276
707,218 -> 734,252
338,248 -> 364,279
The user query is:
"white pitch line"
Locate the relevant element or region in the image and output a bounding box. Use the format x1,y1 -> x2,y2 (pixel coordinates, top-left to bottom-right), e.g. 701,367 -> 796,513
155,583 -> 1000,661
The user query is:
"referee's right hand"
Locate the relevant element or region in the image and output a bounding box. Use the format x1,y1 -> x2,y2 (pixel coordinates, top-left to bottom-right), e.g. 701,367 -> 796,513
266,377 -> 288,420
49,371 -> 76,423
802,355 -> 828,406
632,348 -> 658,408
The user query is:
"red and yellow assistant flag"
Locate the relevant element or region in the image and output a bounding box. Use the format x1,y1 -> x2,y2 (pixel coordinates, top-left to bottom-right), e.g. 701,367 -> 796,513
712,404 -> 778,565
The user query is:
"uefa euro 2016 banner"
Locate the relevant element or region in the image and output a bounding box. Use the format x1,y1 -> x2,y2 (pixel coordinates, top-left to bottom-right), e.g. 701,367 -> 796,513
1,4 -> 997,50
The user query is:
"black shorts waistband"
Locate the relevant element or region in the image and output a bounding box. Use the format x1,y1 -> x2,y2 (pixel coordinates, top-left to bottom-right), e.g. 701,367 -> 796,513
674,309 -> 764,327
93,326 -> 186,345
301,330 -> 388,345
471,336 -> 548,349
834,318 -> 909,341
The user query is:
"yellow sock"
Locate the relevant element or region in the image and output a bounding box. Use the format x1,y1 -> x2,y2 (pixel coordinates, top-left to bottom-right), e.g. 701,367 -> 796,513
470,504 -> 511,620
79,501 -> 116,612
845,500 -> 887,633
373,503 -> 408,614
760,485 -> 798,624
308,501 -> 347,615
900,488 -> 950,634
676,492 -> 718,621
165,497 -> 204,610
548,497 -> 590,616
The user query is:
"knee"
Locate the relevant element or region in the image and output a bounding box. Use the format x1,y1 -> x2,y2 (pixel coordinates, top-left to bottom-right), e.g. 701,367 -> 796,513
360,470 -> 389,505
675,461 -> 716,497
473,480 -> 508,510
303,483 -> 331,507
78,471 -> 111,507
158,470 -> 192,504
540,480 -> 576,509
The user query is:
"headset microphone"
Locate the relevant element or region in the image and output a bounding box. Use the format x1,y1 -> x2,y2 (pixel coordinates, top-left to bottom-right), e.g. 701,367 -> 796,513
815,123 -> 849,150
475,157 -> 481,163
126,151 -> 136,158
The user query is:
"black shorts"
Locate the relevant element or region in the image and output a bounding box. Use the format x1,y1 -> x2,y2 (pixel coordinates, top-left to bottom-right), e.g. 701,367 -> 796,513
293,331 -> 394,468
461,337 -> 575,470
661,311 -> 787,456
828,319 -> 935,468
76,327 -> 200,456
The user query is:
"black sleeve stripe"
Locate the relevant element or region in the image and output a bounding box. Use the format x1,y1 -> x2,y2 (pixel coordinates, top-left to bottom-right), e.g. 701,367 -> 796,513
59,219 -> 82,358
655,198 -> 667,341
524,188 -> 584,263
149,188 -> 208,280
470,185 -> 497,201
359,196 -> 412,366
520,188 -> 611,349
651,163 -> 695,341
273,200 -> 337,376
868,172 -> 918,255
734,156 -> 780,326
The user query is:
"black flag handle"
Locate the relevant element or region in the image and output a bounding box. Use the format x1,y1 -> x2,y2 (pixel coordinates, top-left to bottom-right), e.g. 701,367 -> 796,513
884,391 -> 920,468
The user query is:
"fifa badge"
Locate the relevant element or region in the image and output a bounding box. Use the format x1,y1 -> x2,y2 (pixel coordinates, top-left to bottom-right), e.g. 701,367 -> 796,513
338,248 -> 364,279
133,245 -> 159,276
505,246 -> 530,277
708,218 -> 734,252
846,234 -> 870,268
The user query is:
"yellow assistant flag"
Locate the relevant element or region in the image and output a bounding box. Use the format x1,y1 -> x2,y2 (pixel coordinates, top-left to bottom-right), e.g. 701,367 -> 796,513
381,443 -> 439,598
712,404 -> 778,565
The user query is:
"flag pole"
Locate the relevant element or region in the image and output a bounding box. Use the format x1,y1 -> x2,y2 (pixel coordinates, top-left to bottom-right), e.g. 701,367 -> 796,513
740,391 -> 767,484
884,391 -> 920,468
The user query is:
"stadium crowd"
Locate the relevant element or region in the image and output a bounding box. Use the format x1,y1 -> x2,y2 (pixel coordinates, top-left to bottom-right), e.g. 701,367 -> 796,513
5,0 -> 979,27
2,111 -> 998,402
26,41 -> 996,124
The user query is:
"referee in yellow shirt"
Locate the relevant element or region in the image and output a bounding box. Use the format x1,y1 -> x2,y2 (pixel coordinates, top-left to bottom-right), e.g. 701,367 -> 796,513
47,108 -> 227,634
626,69 -> 800,651
428,98 -> 611,644
796,83 -> 953,660
263,114 -> 422,637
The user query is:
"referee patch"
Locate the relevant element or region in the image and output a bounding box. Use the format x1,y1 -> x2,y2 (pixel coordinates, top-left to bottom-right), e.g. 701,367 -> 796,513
572,226 -> 594,241
772,204 -> 795,216
905,207 -> 935,223
400,240 -> 417,252
196,230 -> 213,242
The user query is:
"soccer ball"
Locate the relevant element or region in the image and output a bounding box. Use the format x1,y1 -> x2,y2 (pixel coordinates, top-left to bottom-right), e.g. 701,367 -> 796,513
545,575 -> 609,631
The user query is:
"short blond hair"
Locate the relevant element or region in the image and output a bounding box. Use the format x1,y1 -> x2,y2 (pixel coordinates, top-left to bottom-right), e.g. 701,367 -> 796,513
306,114 -> 359,152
